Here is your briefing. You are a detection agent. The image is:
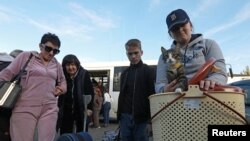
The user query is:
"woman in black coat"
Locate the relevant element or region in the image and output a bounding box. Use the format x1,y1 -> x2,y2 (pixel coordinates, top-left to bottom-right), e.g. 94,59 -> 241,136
57,54 -> 94,134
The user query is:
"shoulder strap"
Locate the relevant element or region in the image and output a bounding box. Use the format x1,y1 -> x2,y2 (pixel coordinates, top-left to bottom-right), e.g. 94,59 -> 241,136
56,62 -> 60,86
11,53 -> 33,83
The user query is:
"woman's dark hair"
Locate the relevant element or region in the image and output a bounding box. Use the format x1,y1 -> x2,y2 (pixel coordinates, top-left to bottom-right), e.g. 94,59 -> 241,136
40,32 -> 61,48
62,54 -> 81,77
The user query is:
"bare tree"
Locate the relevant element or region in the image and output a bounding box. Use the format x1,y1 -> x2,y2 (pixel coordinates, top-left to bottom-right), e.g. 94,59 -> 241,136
241,66 -> 250,75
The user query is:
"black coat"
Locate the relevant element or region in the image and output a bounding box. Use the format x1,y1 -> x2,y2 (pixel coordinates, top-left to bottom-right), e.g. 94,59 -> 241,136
117,60 -> 155,123
57,67 -> 94,132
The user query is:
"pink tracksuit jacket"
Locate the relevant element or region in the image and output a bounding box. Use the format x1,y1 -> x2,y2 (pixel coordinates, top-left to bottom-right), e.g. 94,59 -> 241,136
0,51 -> 67,141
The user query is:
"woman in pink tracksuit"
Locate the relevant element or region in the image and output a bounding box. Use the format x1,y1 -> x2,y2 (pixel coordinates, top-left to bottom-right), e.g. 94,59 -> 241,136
0,32 -> 67,141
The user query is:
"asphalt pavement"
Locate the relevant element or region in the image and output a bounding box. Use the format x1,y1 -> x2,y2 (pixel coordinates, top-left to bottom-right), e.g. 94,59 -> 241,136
33,121 -> 118,141
88,122 -> 119,141
35,120 -> 152,141
53,121 -> 119,141
88,121 -> 153,141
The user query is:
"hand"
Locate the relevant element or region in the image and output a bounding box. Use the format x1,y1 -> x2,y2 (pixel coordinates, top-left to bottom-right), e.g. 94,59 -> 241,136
87,109 -> 93,116
199,80 -> 218,91
54,86 -> 64,96
164,79 -> 177,92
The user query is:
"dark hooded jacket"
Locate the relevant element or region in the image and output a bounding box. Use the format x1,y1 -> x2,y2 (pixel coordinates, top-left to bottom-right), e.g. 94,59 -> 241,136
57,66 -> 94,132
117,60 -> 155,123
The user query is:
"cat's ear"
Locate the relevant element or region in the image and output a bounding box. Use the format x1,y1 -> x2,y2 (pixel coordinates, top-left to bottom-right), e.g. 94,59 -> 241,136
161,46 -> 167,62
161,46 -> 167,53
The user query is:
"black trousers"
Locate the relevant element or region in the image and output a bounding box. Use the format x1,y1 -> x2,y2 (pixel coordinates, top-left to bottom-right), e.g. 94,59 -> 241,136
59,107 -> 89,135
0,109 -> 11,141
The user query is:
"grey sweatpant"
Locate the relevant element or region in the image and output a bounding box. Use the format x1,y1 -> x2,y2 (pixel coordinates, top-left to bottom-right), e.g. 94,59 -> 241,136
10,103 -> 58,141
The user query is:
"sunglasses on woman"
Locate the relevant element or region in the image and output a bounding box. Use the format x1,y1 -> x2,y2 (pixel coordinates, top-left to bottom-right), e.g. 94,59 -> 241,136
41,44 -> 60,55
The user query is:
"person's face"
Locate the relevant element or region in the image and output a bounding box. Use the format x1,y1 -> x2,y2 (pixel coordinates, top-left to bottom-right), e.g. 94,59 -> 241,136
65,63 -> 78,77
39,42 -> 60,62
170,22 -> 192,45
94,86 -> 101,95
126,46 -> 143,64
98,81 -> 102,86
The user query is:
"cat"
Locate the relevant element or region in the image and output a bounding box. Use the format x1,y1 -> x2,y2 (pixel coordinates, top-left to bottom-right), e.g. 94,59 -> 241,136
161,46 -> 188,93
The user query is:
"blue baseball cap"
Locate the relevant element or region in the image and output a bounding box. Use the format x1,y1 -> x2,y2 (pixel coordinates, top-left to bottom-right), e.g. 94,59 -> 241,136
166,9 -> 190,31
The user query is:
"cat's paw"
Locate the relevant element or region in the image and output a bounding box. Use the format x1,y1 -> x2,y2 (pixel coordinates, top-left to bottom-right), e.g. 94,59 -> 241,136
175,88 -> 182,93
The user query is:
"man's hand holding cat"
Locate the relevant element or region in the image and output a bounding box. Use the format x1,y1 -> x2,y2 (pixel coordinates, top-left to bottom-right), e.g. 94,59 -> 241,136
199,80 -> 216,91
164,79 -> 177,92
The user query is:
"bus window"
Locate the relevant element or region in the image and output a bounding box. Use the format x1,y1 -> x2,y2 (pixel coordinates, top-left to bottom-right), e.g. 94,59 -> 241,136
113,66 -> 128,91
88,70 -> 110,91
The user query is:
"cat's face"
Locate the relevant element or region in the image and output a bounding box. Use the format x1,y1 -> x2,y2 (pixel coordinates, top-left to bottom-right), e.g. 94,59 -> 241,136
161,46 -> 181,64
161,46 -> 188,92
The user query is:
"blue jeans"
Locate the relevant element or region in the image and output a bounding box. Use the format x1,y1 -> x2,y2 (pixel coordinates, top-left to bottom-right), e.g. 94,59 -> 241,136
120,113 -> 148,141
103,102 -> 111,125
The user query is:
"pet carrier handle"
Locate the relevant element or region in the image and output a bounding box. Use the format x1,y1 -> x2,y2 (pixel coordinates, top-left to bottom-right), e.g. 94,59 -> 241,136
151,93 -> 186,121
188,57 -> 245,94
151,85 -> 247,124
203,92 -> 249,125
188,57 -> 216,85
151,86 -> 203,120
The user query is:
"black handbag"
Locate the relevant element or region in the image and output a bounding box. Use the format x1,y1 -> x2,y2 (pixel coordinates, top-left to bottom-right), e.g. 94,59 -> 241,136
0,53 -> 33,109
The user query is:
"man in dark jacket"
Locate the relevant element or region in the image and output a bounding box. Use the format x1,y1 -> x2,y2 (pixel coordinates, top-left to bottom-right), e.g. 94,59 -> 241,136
117,39 -> 155,141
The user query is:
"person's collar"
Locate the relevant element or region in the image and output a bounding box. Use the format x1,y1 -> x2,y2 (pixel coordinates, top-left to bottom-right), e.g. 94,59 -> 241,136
130,60 -> 143,67
70,69 -> 79,79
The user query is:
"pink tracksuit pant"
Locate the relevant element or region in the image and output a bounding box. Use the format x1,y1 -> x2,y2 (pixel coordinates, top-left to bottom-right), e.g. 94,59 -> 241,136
10,103 -> 58,141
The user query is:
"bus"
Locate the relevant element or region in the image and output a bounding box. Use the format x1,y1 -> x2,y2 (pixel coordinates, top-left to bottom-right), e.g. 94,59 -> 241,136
84,60 -> 158,120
